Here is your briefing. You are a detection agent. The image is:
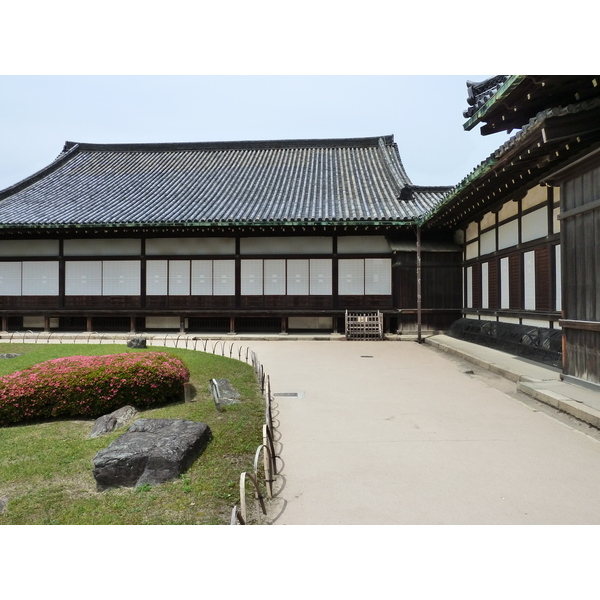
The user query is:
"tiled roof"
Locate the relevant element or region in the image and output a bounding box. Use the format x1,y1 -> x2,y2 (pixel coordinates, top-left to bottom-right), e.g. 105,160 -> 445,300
0,136 -> 449,229
423,96 -> 600,228
463,76 -> 510,119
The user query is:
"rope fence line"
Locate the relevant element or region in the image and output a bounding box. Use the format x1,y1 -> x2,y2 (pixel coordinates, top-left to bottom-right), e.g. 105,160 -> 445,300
1,331 -> 281,525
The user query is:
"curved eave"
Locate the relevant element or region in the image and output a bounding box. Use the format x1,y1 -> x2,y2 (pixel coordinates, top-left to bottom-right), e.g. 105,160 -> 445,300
463,75 -> 525,132
0,217 -> 418,232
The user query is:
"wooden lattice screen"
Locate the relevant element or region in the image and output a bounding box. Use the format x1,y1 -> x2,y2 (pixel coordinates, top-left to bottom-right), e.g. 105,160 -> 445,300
345,310 -> 383,341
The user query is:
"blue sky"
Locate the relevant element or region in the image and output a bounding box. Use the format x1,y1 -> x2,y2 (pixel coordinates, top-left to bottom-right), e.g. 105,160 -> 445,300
1,3 -> 586,196
0,75 -> 514,191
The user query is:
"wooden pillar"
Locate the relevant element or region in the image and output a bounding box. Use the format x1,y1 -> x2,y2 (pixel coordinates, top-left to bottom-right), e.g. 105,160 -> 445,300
416,225 -> 423,343
130,316 -> 136,333
229,316 -> 236,334
86,316 -> 93,332
281,316 -> 288,334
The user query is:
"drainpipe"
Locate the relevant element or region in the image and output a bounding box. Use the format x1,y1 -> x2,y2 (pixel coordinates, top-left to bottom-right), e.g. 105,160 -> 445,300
416,225 -> 422,343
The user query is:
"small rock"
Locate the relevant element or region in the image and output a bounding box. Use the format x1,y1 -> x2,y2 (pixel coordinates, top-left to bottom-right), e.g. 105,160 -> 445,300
89,405 -> 139,438
0,353 -> 21,359
127,337 -> 147,349
210,378 -> 241,411
0,497 -> 7,515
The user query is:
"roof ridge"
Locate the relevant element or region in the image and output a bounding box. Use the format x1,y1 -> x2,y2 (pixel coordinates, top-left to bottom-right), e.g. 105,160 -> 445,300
64,135 -> 396,153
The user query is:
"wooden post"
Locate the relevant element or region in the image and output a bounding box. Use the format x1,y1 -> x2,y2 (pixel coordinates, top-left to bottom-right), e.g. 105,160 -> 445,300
417,225 -> 422,343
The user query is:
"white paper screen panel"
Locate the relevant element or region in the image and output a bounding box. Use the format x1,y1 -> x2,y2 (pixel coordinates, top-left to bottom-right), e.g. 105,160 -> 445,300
191,261 -> 213,295
479,230 -> 496,256
524,251 -> 536,310
287,260 -> 309,295
365,258 -> 391,295
466,266 -> 473,308
22,260 -> 58,296
66,261 -> 102,295
465,222 -> 478,242
0,240 -> 59,257
64,239 -> 141,256
465,241 -> 479,260
339,259 -> 364,295
481,262 -> 489,309
264,260 -> 286,295
147,260 -> 168,295
146,238 -> 235,255
498,220 -> 519,250
213,260 -> 235,295
102,261 -> 140,295
555,245 -> 562,311
241,259 -> 263,295
500,257 -> 510,308
169,260 -> 190,295
0,262 -> 22,295
337,236 -> 390,254
310,259 -> 332,295
521,208 -> 548,243
240,237 -> 332,254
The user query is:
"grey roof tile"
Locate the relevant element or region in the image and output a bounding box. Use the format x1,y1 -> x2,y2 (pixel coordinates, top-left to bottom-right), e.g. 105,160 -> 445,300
0,136 -> 449,228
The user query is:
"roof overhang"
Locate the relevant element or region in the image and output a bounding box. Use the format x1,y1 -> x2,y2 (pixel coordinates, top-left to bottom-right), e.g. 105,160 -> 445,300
424,101 -> 600,230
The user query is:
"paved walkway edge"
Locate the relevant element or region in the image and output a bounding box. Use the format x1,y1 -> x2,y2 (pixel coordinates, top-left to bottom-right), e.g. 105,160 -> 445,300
425,334 -> 600,431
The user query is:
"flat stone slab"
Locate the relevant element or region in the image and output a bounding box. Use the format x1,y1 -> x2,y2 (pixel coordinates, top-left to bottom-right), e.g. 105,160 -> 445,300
210,378 -> 241,411
89,405 -> 139,438
92,418 -> 212,490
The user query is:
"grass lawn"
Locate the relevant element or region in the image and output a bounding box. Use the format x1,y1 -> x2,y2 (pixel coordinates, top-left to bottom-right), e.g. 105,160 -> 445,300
0,342 -> 265,525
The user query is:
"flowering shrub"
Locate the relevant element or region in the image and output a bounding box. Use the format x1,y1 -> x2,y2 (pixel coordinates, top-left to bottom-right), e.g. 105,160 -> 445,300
0,352 -> 190,426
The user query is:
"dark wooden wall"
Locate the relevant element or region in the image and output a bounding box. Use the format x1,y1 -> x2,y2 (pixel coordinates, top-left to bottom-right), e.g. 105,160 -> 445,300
393,250 -> 463,332
560,160 -> 600,384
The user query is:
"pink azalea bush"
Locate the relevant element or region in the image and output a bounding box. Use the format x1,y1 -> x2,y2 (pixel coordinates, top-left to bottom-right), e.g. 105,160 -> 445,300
0,352 -> 190,426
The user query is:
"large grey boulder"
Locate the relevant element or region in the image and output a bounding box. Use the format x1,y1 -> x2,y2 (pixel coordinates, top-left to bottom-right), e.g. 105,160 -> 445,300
89,405 -> 139,438
92,418 -> 212,491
